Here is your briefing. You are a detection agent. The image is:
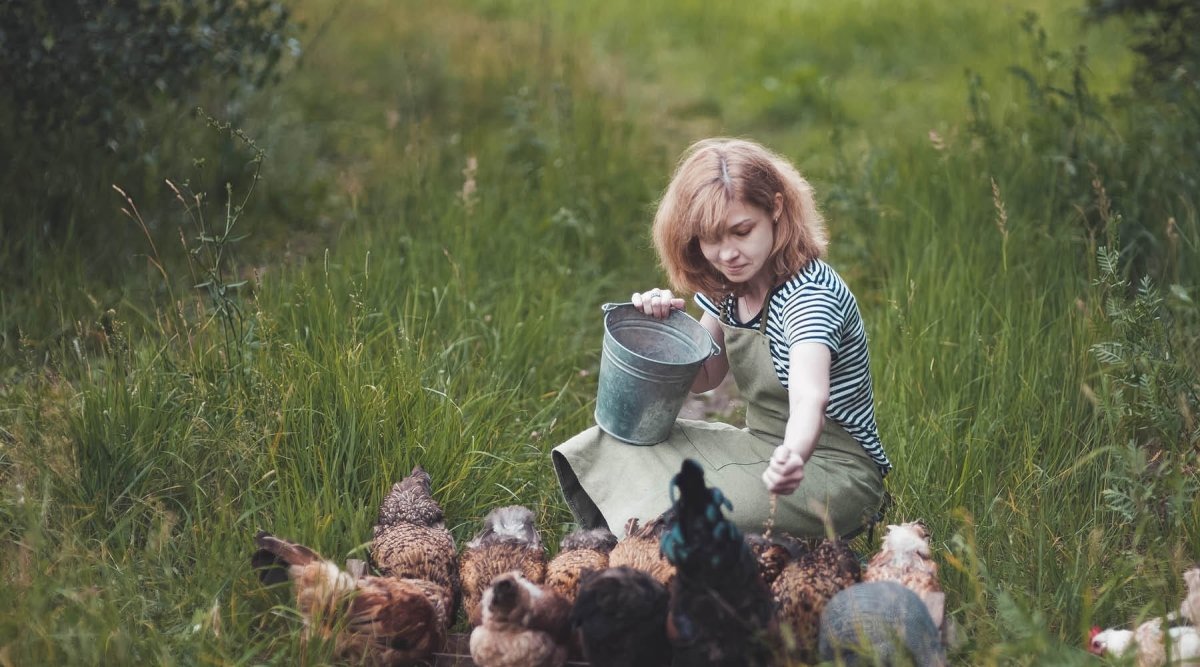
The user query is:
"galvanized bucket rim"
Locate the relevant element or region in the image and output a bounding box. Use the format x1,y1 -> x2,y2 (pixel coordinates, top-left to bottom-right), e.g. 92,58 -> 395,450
600,302 -> 721,366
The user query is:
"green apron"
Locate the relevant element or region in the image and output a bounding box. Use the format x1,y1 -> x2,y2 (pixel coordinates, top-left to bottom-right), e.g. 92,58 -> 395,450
552,303 -> 883,539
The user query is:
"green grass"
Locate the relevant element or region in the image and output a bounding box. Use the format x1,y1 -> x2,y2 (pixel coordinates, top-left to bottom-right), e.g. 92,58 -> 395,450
2,0 -> 1198,664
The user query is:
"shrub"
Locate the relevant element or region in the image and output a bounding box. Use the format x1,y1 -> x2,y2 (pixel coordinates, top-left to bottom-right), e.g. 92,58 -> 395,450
0,1 -> 294,140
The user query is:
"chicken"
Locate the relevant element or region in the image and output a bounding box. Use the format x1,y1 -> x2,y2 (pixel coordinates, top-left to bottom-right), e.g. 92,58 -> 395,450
370,465 -> 459,618
659,458 -> 776,666
608,513 -> 676,587
1089,619 -> 1200,666
746,531 -> 807,587
1090,627 -> 1135,658
545,527 -> 618,604
571,565 -> 672,667
460,505 -> 547,625
772,538 -> 862,658
1181,566 -> 1200,626
863,521 -> 945,629
251,531 -> 445,666
469,571 -> 572,667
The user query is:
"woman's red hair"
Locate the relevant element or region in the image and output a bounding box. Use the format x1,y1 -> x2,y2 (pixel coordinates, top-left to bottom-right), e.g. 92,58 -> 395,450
652,138 -> 828,298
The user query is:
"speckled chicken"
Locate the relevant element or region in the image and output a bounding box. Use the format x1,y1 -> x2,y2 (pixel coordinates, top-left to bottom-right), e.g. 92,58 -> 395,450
251,531 -> 445,666
746,531 -> 808,587
571,565 -> 672,667
608,513 -> 676,587
771,538 -> 862,658
460,505 -> 547,625
369,465 -> 459,621
660,459 -> 776,667
545,527 -> 618,605
863,521 -> 944,630
469,571 -> 572,667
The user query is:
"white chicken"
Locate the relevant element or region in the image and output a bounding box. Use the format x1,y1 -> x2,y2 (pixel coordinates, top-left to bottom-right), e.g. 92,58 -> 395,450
1088,619 -> 1200,666
1180,567 -> 1200,627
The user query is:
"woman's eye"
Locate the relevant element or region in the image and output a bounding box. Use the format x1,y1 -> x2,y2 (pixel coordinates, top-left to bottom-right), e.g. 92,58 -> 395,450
734,229 -> 751,237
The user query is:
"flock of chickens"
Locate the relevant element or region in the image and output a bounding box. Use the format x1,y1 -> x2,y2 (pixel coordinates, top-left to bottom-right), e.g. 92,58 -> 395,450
251,461 -> 1199,666
1089,566 -> 1200,666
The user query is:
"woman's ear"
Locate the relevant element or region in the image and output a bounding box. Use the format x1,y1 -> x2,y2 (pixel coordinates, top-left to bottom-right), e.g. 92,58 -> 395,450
773,192 -> 784,222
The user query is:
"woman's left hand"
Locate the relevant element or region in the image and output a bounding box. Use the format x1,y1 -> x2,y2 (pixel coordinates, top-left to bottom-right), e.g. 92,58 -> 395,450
763,444 -> 805,495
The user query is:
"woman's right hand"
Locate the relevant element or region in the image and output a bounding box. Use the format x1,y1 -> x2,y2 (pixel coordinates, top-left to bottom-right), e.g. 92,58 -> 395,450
632,288 -> 686,319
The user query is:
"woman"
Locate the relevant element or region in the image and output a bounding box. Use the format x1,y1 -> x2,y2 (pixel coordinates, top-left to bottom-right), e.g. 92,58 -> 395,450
553,138 -> 890,539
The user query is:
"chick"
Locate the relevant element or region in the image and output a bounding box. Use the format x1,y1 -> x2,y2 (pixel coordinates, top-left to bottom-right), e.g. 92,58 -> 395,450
252,531 -> 445,666
571,566 -> 672,667
545,527 -> 618,605
863,521 -> 945,629
469,571 -> 571,667
460,505 -> 547,625
608,513 -> 676,587
772,539 -> 862,658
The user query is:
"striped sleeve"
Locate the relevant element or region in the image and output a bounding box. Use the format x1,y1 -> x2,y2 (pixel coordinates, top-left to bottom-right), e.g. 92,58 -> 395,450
694,293 -> 721,319
780,283 -> 845,356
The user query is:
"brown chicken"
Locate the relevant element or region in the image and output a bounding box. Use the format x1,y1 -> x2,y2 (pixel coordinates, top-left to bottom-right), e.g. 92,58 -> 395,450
369,465 -> 458,621
460,505 -> 547,625
863,521 -> 944,629
608,513 -> 676,587
545,527 -> 618,604
772,538 -> 862,658
469,571 -> 572,667
746,531 -> 808,587
251,531 -> 445,666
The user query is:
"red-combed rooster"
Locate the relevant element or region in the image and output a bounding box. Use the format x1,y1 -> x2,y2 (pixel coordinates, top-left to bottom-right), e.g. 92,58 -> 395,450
659,458 -> 776,667
251,531 -> 445,666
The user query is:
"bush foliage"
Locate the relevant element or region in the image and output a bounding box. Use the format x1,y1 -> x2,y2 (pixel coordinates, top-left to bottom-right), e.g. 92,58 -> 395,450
0,1 -> 294,139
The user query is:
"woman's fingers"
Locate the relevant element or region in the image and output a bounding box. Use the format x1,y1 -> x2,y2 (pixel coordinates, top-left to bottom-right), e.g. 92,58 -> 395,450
631,289 -> 682,318
763,449 -> 805,494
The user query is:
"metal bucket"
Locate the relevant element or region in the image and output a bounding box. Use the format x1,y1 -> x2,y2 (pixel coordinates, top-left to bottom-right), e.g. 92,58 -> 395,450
595,302 -> 721,445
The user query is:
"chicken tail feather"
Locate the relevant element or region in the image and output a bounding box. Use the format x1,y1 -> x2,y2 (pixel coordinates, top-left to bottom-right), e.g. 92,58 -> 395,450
252,531 -> 321,585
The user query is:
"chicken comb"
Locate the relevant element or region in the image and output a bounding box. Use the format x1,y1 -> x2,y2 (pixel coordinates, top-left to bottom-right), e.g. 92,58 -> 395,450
1089,626 -> 1101,640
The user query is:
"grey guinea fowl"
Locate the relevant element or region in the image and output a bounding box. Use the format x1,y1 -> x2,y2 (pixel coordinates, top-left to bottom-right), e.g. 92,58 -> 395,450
818,581 -> 946,667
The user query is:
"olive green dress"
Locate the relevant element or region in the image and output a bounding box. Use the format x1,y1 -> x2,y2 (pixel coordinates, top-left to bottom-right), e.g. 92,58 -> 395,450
552,307 -> 884,539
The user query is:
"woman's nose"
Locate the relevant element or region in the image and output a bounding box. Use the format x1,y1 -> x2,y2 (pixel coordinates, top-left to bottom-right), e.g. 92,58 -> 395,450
720,244 -> 739,261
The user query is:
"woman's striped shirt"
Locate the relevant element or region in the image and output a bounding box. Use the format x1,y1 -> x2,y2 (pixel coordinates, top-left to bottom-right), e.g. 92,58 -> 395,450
695,259 -> 892,474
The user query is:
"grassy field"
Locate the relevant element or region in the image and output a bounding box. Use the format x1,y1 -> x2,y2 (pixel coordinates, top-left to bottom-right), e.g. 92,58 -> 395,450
2,0 -> 1198,664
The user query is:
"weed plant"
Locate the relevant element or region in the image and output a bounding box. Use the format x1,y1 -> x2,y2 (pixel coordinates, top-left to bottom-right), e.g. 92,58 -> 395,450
1,0 -> 1198,665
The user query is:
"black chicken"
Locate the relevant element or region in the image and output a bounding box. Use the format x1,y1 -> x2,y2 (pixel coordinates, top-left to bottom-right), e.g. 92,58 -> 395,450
659,459 -> 776,667
571,566 -> 672,667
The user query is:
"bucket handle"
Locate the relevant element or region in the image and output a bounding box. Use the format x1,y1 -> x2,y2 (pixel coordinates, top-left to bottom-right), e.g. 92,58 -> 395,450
600,302 -> 722,358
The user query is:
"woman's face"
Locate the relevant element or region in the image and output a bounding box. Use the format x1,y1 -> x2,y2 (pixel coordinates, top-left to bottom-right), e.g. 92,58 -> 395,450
698,198 -> 778,288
